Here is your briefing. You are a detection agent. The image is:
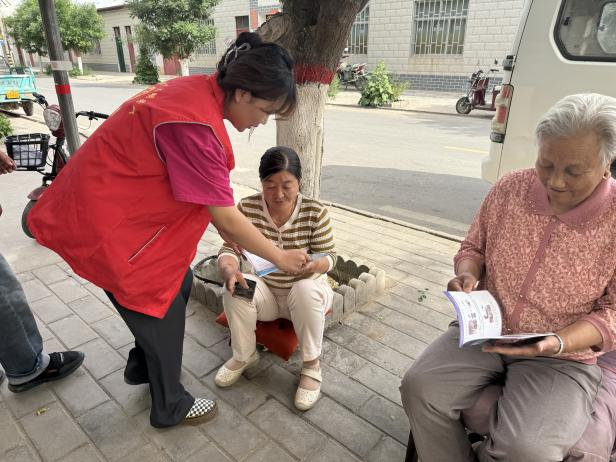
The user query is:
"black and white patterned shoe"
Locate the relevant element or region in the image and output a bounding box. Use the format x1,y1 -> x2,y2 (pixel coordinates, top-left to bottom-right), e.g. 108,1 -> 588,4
184,398 -> 217,425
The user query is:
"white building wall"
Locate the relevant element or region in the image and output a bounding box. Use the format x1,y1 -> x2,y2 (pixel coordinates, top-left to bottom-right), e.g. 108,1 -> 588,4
70,0 -> 525,91
349,0 -> 525,90
82,7 -> 140,73
190,0 -> 251,73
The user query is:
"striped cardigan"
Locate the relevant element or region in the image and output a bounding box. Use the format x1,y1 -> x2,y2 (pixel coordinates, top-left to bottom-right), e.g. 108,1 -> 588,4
218,193 -> 336,289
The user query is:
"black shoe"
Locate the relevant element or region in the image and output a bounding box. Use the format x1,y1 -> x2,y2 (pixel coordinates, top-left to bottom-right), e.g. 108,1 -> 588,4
8,351 -> 85,393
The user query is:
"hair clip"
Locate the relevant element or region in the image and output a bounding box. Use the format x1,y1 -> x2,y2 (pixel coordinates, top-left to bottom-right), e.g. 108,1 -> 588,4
224,42 -> 252,68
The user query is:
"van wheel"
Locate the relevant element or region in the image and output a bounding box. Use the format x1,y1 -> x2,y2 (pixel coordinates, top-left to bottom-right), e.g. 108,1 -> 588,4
23,101 -> 34,116
22,200 -> 35,238
456,97 -> 472,114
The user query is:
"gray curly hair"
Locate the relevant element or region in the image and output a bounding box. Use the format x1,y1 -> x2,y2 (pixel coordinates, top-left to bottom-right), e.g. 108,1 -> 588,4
535,93 -> 616,166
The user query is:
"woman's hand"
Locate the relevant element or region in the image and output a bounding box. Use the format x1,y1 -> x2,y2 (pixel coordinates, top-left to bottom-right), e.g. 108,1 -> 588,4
0,151 -> 15,174
220,264 -> 248,294
447,272 -> 478,293
296,256 -> 329,276
275,249 -> 309,275
482,335 -> 561,357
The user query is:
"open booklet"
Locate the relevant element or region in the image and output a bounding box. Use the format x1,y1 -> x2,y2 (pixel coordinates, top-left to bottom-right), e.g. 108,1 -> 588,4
444,290 -> 553,347
241,251 -> 328,277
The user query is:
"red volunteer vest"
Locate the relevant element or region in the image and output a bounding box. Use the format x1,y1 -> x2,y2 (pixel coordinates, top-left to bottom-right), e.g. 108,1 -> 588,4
28,75 -> 235,318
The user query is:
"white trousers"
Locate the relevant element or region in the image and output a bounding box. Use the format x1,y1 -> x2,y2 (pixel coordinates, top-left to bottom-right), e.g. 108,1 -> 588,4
222,274 -> 333,362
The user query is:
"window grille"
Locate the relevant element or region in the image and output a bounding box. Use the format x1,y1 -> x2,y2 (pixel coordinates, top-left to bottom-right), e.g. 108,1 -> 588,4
346,5 -> 370,55
412,0 -> 468,55
196,18 -> 217,55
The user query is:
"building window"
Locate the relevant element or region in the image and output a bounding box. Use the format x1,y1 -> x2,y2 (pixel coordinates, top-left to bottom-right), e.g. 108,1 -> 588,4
412,0 -> 469,55
346,5 -> 369,54
92,39 -> 102,55
196,18 -> 217,55
235,15 -> 250,36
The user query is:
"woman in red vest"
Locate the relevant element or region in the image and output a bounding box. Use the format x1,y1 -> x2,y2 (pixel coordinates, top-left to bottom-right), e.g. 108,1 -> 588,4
28,32 -> 309,428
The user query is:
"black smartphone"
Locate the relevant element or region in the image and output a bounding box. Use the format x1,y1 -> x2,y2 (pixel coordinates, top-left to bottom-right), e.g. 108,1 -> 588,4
233,279 -> 257,301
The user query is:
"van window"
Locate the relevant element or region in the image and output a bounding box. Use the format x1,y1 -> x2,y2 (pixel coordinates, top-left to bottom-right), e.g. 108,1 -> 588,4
555,0 -> 616,61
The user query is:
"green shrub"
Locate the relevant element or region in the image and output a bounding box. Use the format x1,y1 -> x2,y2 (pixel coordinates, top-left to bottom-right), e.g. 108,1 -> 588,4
44,64 -> 52,75
0,114 -> 13,139
390,76 -> 410,101
69,67 -> 83,77
359,62 -> 395,107
133,46 -> 160,85
327,74 -> 340,99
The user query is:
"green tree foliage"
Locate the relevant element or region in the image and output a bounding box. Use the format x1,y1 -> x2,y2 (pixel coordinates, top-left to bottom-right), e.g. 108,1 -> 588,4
0,114 -> 12,139
6,0 -> 105,56
63,3 -> 105,54
127,0 -> 219,60
359,62 -> 395,107
133,35 -> 160,85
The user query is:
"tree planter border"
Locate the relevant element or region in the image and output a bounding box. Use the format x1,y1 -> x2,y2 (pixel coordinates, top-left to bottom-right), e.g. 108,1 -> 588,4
191,255 -> 385,329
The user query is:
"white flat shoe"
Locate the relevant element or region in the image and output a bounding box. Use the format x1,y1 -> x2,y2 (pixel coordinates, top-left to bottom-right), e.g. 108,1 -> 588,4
294,367 -> 322,411
214,351 -> 259,388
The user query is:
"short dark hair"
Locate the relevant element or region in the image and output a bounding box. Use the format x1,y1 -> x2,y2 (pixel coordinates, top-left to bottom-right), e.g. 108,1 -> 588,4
217,32 -> 297,117
259,146 -> 302,181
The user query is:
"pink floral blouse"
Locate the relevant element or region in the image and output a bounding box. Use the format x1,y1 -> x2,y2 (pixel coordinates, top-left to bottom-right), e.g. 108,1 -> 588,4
455,169 -> 616,364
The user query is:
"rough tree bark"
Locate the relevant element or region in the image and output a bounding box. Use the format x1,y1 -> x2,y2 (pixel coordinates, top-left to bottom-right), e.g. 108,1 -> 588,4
258,0 -> 369,199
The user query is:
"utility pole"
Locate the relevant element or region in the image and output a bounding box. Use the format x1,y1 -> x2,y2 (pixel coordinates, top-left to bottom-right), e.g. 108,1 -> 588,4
38,0 -> 80,154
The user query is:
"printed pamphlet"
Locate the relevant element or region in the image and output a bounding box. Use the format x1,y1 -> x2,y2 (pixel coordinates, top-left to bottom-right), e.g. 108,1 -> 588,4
444,290 -> 553,347
242,251 -> 328,277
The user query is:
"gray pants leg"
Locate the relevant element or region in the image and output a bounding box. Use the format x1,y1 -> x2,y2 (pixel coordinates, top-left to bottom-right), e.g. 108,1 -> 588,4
0,253 -> 49,382
477,357 -> 601,461
400,324 -> 601,462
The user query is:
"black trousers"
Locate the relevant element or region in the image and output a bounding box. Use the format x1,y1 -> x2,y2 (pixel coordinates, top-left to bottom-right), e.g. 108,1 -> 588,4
106,269 -> 194,428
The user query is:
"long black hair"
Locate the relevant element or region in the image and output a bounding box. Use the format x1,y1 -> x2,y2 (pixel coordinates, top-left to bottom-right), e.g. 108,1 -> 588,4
217,32 -> 296,117
259,146 -> 302,181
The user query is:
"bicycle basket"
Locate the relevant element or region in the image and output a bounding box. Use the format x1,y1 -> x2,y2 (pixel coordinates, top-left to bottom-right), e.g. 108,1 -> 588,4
5,133 -> 50,170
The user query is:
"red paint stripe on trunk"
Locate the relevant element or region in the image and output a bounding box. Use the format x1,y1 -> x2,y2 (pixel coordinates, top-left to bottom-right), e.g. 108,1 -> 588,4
55,84 -> 71,95
294,64 -> 335,85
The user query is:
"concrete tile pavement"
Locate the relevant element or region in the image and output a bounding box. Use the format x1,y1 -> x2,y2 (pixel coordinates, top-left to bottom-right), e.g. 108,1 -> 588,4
0,115 -> 460,461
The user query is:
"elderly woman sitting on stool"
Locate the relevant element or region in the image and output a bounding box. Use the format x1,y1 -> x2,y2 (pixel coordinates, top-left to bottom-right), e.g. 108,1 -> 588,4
214,146 -> 335,411
400,93 -> 616,461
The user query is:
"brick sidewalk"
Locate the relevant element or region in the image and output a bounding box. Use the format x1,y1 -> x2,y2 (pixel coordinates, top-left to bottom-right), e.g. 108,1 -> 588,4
0,117 -> 459,461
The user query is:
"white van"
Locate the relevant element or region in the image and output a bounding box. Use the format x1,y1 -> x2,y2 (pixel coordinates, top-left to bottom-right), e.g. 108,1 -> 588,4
482,0 -> 616,183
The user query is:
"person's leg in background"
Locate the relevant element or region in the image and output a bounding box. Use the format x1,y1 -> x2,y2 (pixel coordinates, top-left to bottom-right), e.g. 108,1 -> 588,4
107,268 -> 216,428
0,254 -> 84,392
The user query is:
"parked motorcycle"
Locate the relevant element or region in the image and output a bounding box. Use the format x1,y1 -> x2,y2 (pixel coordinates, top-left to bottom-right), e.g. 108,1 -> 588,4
4,92 -> 108,237
337,53 -> 368,91
455,67 -> 501,115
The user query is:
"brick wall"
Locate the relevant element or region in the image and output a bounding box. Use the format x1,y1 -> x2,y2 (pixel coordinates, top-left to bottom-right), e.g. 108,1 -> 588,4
345,0 -> 524,91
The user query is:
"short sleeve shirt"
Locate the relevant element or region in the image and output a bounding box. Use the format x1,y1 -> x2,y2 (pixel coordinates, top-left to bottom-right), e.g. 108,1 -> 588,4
154,123 -> 235,206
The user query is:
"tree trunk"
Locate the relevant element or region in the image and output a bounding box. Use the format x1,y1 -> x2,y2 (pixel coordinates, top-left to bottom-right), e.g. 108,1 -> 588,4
259,0 -> 369,199
180,58 -> 190,76
75,51 -> 83,73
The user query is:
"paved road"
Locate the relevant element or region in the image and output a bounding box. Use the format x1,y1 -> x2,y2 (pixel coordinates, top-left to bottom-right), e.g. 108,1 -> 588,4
33,76 -> 492,237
